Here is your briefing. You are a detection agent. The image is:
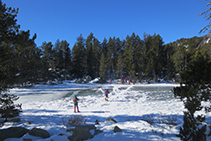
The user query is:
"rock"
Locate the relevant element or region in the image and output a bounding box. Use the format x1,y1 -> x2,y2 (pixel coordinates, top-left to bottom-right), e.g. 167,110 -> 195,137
208,124 -> 211,136
105,118 -> 117,123
0,127 -> 29,141
24,121 -> 32,125
68,125 -> 95,141
68,125 -> 103,141
113,126 -> 122,133
58,133 -> 65,136
9,118 -> 21,123
28,128 -> 50,139
23,139 -> 32,141
95,119 -> 100,125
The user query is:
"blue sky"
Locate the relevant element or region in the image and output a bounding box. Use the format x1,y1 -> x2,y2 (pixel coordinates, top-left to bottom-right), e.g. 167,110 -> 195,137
2,0 -> 209,47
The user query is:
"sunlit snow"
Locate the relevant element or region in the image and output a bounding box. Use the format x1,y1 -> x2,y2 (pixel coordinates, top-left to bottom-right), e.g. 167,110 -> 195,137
2,82 -> 211,141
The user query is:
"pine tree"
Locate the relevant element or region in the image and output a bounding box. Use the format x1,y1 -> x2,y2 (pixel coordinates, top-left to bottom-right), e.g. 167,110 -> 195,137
72,34 -> 86,78
133,35 -> 144,80
113,38 -> 123,79
0,0 -> 20,87
173,51 -> 211,140
14,30 -> 37,85
143,33 -> 152,78
63,42 -> 72,75
107,37 -> 115,79
86,33 -> 95,79
115,38 -> 125,79
53,39 -> 60,69
143,34 -> 165,81
0,0 -> 23,120
93,38 -> 101,78
0,94 -> 22,122
99,38 -> 108,82
40,42 -> 54,81
153,34 -> 165,80
99,53 -> 107,83
123,33 -> 136,79
116,53 -> 125,79
164,43 -> 176,81
59,40 -> 72,80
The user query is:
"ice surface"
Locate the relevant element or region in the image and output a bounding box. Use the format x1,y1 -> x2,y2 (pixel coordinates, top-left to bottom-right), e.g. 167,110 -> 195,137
3,82 -> 211,141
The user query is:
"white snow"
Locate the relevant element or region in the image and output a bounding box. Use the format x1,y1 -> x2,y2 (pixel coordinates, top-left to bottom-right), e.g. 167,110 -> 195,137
2,82 -> 211,141
206,38 -> 210,44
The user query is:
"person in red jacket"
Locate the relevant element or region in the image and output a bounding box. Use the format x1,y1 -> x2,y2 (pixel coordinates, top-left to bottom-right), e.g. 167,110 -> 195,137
73,94 -> 79,112
125,77 -> 127,83
129,78 -> 131,84
104,89 -> 109,101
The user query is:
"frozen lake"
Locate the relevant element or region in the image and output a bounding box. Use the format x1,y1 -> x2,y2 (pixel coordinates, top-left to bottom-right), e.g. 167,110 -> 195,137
11,83 -> 179,104
6,83 -> 190,141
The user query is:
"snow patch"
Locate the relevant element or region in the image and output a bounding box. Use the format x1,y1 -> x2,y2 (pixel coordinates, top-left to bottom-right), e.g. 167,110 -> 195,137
3,82 -> 211,141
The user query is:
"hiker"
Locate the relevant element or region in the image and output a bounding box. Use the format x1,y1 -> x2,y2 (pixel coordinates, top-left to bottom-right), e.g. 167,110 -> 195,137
121,78 -> 125,84
110,78 -> 112,84
125,77 -> 127,83
129,78 -> 131,84
73,94 -> 79,112
104,89 -> 109,101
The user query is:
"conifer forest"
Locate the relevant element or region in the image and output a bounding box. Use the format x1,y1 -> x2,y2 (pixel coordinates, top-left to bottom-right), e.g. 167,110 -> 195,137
1,0 -> 211,88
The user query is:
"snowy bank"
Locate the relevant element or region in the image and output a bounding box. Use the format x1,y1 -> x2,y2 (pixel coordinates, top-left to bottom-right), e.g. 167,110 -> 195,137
1,82 -> 210,140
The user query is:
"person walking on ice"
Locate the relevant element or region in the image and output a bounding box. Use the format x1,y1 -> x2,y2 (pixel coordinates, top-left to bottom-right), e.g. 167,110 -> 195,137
73,94 -> 79,112
105,89 -> 109,101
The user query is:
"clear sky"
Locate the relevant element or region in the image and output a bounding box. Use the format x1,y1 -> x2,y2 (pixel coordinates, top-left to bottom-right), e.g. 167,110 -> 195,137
2,0 -> 209,48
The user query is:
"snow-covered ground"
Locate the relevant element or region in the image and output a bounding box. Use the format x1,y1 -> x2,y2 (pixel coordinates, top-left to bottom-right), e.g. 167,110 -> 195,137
2,82 -> 211,140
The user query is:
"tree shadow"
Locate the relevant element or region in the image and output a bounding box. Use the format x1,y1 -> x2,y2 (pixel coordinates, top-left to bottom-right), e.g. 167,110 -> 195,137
5,110 -> 184,141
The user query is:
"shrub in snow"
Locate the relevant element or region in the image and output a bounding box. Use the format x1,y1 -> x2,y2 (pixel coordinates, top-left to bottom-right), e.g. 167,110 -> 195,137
75,78 -> 83,83
63,115 -> 86,127
84,76 -> 92,83
177,111 -> 206,141
142,114 -> 178,126
166,115 -> 178,125
142,115 -> 155,125
0,93 -> 22,122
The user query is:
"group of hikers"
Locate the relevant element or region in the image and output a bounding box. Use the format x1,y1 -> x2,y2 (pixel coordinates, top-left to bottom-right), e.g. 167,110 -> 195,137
111,78 -> 133,84
72,89 -> 111,113
121,77 -> 132,84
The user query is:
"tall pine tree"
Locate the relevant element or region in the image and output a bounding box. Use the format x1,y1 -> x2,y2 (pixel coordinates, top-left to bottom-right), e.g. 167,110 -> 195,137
123,33 -> 136,78
173,51 -> 211,140
99,38 -> 108,82
72,34 -> 86,78
86,33 -> 96,79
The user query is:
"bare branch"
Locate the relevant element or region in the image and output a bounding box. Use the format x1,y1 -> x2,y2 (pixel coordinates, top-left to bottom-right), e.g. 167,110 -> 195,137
199,24 -> 211,33
199,8 -> 211,16
199,1 -> 211,34
206,14 -> 211,20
